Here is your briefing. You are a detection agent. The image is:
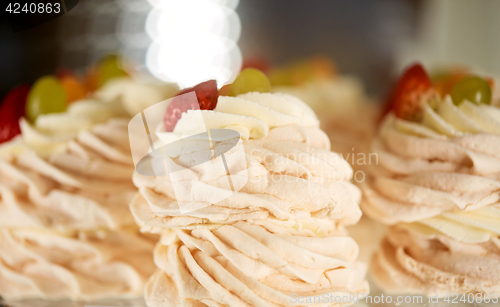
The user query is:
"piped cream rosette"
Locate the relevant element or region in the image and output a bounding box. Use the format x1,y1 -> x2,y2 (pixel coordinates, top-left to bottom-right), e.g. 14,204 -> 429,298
131,92 -> 363,231
131,92 -> 368,306
0,78 -> 176,300
363,96 -> 500,295
0,119 -> 137,231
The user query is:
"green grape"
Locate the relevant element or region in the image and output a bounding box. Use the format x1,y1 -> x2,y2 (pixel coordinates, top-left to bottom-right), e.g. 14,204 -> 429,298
451,76 -> 491,106
26,76 -> 67,122
97,54 -> 128,87
228,68 -> 272,96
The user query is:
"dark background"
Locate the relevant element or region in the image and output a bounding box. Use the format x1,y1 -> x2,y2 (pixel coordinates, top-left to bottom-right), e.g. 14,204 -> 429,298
0,0 -> 423,102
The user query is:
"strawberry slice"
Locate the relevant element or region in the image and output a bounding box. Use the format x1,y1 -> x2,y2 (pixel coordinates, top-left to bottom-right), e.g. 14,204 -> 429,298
177,80 -> 218,110
382,63 -> 433,121
164,80 -> 218,132
0,85 -> 30,144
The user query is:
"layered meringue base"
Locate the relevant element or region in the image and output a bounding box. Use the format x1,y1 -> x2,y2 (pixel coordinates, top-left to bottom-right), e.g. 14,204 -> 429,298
146,220 -> 369,307
361,105 -> 500,295
0,227 -> 156,300
0,78 -> 179,301
0,119 -> 158,300
131,92 -> 369,306
372,225 -> 500,296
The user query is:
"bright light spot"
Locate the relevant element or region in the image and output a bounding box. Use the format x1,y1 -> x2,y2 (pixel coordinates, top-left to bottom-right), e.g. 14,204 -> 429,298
145,0 -> 242,88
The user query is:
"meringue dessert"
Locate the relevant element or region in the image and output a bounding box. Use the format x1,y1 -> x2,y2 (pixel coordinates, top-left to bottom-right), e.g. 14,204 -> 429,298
0,60 -> 178,300
131,70 -> 369,306
131,70 -> 368,307
362,64 -> 500,295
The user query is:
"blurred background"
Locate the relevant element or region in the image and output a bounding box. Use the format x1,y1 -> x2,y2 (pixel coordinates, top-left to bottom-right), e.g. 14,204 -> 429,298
1,0 -> 499,100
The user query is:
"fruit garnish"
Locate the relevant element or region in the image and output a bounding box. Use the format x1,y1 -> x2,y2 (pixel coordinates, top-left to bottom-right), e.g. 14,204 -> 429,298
26,76 -> 67,122
164,80 -> 218,132
383,63 -> 435,121
219,84 -> 231,96
85,67 -> 99,92
177,80 -> 218,110
450,76 -> 492,106
163,96 -> 199,132
60,74 -> 87,103
228,68 -> 271,96
431,68 -> 468,98
83,54 -> 129,92
97,54 -> 129,87
0,85 -> 29,144
241,56 -> 270,74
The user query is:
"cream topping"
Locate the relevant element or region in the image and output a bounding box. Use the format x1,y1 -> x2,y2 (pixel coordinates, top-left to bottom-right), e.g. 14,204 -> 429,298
10,79 -> 176,158
132,92 -> 363,231
158,92 -> 324,144
0,120 -> 137,231
0,78 -> 173,300
362,96 -> 500,243
133,92 -> 368,306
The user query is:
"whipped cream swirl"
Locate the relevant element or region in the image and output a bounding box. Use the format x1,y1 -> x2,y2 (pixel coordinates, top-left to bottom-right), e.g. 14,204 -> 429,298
0,79 -> 175,300
0,119 -> 137,230
362,97 -> 500,243
132,92 -> 368,306
0,119 -> 158,300
365,96 -> 500,295
131,92 -> 362,232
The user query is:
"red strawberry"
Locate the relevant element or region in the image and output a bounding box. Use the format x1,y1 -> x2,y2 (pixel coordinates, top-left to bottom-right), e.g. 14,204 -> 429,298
0,85 -> 30,144
382,63 -> 434,121
164,80 -> 218,132
177,80 -> 218,110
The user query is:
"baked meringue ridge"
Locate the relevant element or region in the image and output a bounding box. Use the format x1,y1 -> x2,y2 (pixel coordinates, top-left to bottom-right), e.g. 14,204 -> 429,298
130,91 -> 369,306
0,78 -> 178,301
363,93 -> 500,295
